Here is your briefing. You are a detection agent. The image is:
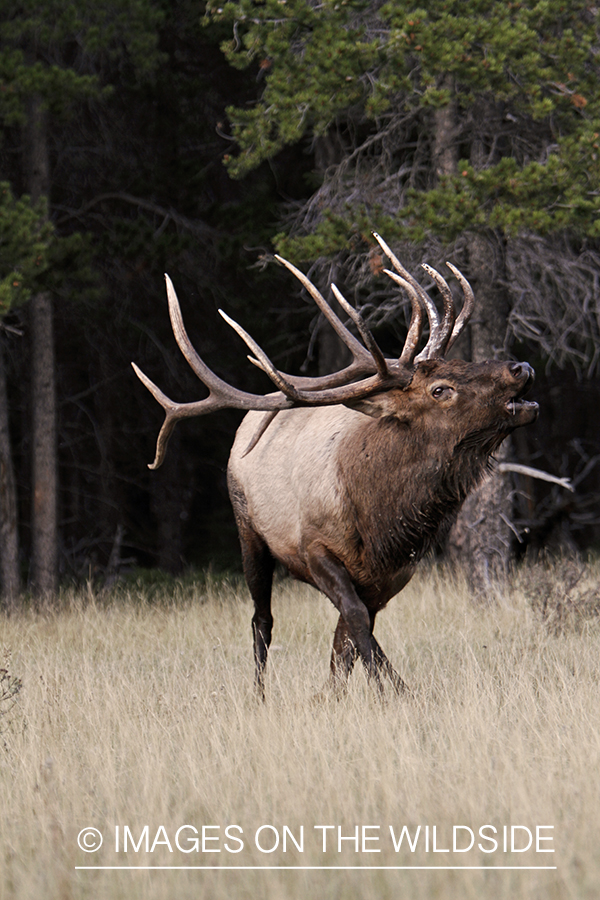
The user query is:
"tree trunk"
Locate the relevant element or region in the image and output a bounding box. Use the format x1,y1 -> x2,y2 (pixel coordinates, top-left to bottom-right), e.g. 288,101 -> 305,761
30,289 -> 57,595
0,340 -> 20,607
432,90 -> 458,179
432,94 -> 515,595
447,235 -> 515,594
25,94 -> 58,597
447,440 -> 513,587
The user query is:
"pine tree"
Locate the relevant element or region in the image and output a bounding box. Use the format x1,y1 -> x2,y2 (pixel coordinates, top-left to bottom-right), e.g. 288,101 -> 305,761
207,0 -> 600,588
0,0 -> 164,596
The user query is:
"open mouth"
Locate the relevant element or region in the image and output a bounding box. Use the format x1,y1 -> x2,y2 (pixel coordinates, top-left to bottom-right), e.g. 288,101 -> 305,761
506,397 -> 539,417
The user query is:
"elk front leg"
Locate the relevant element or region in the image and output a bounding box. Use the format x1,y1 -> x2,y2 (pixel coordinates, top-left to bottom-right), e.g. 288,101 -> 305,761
238,523 -> 275,699
306,544 -> 383,691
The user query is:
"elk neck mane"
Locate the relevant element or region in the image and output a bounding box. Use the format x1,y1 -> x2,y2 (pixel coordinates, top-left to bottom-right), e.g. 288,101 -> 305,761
336,411 -> 501,579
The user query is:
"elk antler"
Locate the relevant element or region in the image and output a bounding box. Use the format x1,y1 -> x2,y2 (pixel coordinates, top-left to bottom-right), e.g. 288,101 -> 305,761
444,262 -> 475,351
133,240 -> 477,466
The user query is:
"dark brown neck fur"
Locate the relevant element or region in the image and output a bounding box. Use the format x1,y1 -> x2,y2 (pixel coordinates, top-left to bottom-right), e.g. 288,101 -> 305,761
337,415 -> 504,579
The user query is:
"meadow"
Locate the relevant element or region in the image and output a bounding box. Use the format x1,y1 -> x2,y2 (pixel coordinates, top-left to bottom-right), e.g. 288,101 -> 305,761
0,559 -> 599,900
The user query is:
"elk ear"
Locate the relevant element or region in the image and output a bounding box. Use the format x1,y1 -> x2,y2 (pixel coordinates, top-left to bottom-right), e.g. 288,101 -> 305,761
344,392 -> 400,419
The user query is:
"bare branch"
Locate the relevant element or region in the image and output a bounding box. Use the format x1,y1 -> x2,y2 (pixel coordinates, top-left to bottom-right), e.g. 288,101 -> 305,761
498,462 -> 574,492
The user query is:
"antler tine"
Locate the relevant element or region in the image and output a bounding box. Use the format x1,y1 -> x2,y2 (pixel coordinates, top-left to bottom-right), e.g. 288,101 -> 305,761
132,363 -> 191,469
444,262 -> 475,351
132,362 -> 233,469
274,254 -> 372,367
330,283 -> 388,380
420,263 -> 456,357
165,275 -> 229,387
218,310 -> 302,401
372,233 -> 441,352
382,270 -> 424,365
132,361 -> 175,412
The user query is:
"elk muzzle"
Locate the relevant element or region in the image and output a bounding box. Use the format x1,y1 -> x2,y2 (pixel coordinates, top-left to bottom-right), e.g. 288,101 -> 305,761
505,362 -> 538,426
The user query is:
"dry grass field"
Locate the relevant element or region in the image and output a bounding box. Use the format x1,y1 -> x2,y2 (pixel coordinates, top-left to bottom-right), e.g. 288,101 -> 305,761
1,560 -> 599,900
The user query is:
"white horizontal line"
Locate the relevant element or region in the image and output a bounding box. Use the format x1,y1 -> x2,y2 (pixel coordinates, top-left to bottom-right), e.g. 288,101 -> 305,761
75,865 -> 558,871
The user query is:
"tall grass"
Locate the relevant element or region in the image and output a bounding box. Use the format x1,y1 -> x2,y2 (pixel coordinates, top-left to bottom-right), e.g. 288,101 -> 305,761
1,562 -> 599,899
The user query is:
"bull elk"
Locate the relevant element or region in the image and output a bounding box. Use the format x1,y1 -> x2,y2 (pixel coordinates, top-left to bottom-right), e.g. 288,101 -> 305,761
133,234 -> 539,697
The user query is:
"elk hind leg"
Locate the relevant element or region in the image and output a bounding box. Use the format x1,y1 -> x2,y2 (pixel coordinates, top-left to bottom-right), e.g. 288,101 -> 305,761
329,614 -> 358,693
328,609 -> 410,696
368,611 -> 410,695
238,524 -> 275,699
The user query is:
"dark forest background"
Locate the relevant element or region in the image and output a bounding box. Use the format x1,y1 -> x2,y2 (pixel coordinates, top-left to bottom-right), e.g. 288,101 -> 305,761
1,0 -> 599,600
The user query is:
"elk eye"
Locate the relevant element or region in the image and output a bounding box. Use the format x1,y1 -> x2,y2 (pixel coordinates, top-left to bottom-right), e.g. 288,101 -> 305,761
431,384 -> 453,399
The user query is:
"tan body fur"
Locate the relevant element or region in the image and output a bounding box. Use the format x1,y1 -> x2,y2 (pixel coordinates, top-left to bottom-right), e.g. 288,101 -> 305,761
229,405 -> 416,607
